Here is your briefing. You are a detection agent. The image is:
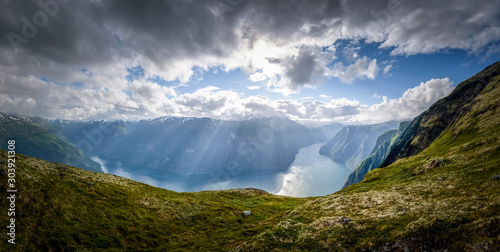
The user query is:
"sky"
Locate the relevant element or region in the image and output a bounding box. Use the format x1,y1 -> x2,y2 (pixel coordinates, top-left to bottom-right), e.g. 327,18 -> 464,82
0,0 -> 499,125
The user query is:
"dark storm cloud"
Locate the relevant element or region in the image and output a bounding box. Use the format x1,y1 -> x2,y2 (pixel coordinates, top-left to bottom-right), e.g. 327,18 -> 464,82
0,0 -> 498,119
1,0 -> 499,76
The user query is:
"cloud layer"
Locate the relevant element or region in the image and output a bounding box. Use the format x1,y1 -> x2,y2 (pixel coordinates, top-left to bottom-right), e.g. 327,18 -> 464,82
0,0 -> 497,121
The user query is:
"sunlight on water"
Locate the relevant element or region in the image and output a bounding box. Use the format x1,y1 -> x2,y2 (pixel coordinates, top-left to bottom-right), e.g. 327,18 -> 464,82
91,143 -> 350,197
277,143 -> 351,197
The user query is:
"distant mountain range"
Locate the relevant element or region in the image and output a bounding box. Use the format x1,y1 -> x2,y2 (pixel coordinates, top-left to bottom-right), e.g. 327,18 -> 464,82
0,115 -> 331,175
319,121 -> 401,170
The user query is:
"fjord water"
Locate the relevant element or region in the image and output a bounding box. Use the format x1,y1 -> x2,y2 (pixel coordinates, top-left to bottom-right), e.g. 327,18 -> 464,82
277,143 -> 351,197
92,142 -> 351,197
92,155 -> 286,193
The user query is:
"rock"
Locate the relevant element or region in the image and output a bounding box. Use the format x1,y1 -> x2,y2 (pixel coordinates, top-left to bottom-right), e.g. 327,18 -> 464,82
494,174 -> 500,180
429,158 -> 444,169
242,210 -> 251,217
341,217 -> 351,225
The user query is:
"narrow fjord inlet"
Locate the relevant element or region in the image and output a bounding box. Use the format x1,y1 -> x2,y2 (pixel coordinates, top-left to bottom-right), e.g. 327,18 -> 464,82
1,0 -> 500,251
277,143 -> 351,197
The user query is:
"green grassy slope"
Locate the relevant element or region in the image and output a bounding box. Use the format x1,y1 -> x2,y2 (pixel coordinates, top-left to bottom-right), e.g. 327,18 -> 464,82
236,66 -> 500,251
0,151 -> 307,251
381,61 -> 500,167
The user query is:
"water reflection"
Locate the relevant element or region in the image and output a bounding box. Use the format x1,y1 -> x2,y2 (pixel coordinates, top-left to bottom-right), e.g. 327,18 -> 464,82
276,143 -> 351,197
91,142 -> 351,197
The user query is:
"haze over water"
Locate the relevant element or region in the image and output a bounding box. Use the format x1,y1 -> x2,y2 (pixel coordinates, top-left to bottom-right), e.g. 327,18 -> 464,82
92,142 -> 351,197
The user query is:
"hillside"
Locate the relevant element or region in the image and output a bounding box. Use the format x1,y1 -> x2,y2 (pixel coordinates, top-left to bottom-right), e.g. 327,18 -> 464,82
342,121 -> 410,189
319,121 -> 400,170
380,61 -> 500,167
0,113 -> 102,172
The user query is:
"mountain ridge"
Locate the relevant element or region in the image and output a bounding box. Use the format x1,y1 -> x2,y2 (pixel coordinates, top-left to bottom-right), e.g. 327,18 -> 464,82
380,61 -> 500,167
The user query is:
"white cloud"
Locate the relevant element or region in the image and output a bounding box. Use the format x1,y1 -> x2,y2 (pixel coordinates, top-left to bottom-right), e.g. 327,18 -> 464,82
357,78 -> 454,122
383,64 -> 392,76
248,72 -> 268,82
329,57 -> 380,84
174,86 -> 239,117
246,85 -> 261,90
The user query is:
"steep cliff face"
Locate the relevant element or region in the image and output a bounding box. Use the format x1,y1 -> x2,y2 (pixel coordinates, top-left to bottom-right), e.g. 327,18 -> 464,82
342,121 -> 410,188
319,121 -> 400,170
380,61 -> 500,167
